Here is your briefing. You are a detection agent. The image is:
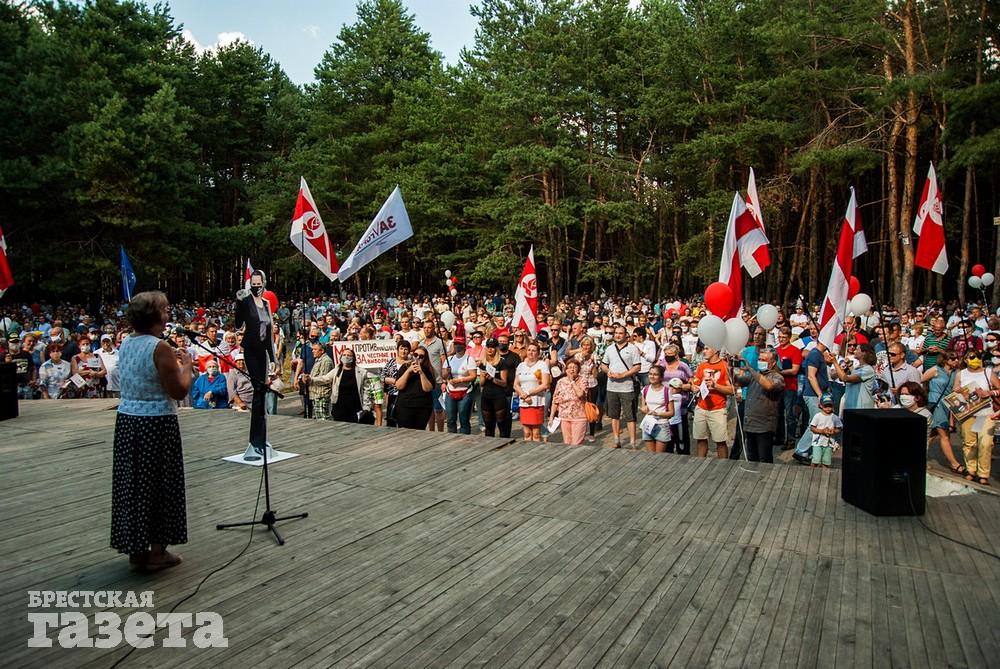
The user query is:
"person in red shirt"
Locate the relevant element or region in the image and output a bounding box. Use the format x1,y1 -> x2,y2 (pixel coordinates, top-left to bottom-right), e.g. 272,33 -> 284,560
691,346 -> 735,458
776,327 -> 803,447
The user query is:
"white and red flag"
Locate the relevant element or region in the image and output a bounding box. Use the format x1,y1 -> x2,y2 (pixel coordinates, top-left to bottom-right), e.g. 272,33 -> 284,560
818,188 -> 868,349
512,245 -> 539,334
0,226 -> 13,297
718,170 -> 770,319
243,258 -> 254,289
289,177 -> 339,281
913,162 -> 948,275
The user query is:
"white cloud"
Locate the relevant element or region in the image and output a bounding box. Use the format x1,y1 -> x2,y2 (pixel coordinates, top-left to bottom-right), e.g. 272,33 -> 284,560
302,25 -> 320,39
181,29 -> 253,55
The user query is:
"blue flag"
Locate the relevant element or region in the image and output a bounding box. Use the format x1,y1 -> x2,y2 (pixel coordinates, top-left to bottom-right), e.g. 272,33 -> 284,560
120,245 -> 136,302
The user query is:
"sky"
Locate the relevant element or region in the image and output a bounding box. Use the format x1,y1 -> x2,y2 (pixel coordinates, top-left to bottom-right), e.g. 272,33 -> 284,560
156,0 -> 482,85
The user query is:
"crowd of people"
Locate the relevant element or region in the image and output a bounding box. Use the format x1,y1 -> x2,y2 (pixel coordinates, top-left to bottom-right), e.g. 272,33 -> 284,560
4,290 -> 1000,483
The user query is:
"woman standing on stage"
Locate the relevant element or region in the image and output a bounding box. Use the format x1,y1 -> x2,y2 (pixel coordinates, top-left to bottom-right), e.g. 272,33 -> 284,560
111,291 -> 194,572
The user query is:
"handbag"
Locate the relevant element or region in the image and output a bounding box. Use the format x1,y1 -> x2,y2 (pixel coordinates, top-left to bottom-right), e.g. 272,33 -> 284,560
584,401 -> 601,423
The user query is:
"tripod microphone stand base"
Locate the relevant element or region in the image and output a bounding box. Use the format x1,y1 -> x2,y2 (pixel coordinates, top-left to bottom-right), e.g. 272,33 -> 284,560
216,509 -> 309,546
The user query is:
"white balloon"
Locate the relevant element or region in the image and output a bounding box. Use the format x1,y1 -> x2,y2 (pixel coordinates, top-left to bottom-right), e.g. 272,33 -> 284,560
450,288 -> 458,297
848,293 -> 873,317
968,276 -> 983,289
441,311 -> 456,329
980,272 -> 994,287
756,304 -> 779,330
698,315 -> 727,350
444,269 -> 452,278
446,278 -> 453,287
724,317 -> 750,355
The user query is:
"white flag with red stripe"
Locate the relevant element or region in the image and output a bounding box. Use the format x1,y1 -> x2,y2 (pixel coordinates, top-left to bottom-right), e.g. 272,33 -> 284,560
718,174 -> 770,318
512,245 -> 539,334
243,258 -> 254,289
818,188 -> 867,349
289,177 -> 339,281
913,162 -> 948,275
0,226 -> 13,297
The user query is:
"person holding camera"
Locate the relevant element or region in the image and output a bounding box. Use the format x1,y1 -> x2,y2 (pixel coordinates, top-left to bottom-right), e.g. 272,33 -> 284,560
393,344 -> 435,430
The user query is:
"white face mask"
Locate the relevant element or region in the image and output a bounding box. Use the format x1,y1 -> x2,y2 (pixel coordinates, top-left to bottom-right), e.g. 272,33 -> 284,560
987,340 -> 997,349
898,394 -> 916,408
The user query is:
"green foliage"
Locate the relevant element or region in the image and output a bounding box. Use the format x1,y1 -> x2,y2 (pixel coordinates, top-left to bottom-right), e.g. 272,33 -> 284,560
1,0 -> 997,304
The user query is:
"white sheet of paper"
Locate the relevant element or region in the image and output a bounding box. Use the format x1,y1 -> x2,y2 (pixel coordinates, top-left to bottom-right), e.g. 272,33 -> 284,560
485,362 -> 497,377
438,392 -> 447,410
971,414 -> 986,434
699,380 -> 709,400
69,374 -> 86,388
640,414 -> 659,435
548,417 -> 561,433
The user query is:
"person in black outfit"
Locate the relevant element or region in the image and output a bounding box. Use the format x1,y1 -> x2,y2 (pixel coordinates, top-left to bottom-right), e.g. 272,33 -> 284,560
478,338 -> 516,437
234,270 -> 276,449
393,344 -> 434,429
497,333 -> 521,437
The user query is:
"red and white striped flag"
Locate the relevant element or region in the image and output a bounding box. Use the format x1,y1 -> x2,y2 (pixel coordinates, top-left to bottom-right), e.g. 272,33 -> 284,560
243,258 -> 254,289
913,162 -> 948,275
718,172 -> 770,318
289,177 -> 339,281
512,245 -> 539,334
0,226 -> 13,297
818,188 -> 867,349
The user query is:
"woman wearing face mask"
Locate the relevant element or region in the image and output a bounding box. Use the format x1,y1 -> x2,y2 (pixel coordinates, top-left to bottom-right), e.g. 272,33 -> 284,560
922,352 -> 965,475
953,352 -> 1000,485
659,344 -> 693,454
574,337 -> 600,440
330,348 -> 374,423
985,332 -> 1000,368
896,382 -> 932,444
70,335 -> 107,398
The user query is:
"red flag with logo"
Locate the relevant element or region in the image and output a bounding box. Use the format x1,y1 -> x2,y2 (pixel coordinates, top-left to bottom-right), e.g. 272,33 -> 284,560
818,188 -> 867,349
289,177 -> 339,281
243,258 -> 254,289
512,245 -> 538,334
0,226 -> 13,293
913,162 -> 948,275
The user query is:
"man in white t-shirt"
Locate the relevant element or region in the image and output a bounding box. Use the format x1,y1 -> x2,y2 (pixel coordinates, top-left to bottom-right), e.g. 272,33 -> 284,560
442,336 -> 477,435
789,306 -> 810,329
601,325 -> 641,448
96,334 -> 120,397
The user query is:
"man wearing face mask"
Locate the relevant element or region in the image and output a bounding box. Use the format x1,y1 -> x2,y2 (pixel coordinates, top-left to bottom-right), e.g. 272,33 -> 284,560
190,360 -> 230,409
497,332 -> 521,435
740,348 -> 785,463
235,270 -> 276,449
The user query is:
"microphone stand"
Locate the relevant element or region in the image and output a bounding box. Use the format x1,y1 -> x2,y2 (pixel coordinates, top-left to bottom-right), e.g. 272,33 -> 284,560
182,331 -> 307,546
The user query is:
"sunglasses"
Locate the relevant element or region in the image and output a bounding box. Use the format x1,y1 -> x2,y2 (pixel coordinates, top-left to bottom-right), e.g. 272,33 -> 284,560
413,354 -> 426,360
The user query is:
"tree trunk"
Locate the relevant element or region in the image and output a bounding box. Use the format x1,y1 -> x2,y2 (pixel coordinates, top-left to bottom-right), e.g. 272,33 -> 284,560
959,166 -> 973,304
898,0 -> 919,310
883,56 -> 904,306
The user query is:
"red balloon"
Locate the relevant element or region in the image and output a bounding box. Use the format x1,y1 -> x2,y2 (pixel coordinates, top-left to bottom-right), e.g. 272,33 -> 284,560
262,290 -> 278,313
971,264 -> 986,278
704,282 -> 734,317
848,276 -> 861,299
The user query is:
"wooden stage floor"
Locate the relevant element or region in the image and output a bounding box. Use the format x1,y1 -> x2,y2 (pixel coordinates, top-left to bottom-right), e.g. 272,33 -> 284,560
3,400 -> 1000,668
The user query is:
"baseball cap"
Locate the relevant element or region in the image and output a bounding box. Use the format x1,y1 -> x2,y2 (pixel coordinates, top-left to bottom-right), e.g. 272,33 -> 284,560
453,336 -> 466,346
485,337 -> 499,348
820,394 -> 834,407
100,334 -> 113,342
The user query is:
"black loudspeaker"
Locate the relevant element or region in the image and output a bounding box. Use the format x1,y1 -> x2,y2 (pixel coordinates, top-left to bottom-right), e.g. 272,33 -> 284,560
0,362 -> 18,421
841,408 -> 925,516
